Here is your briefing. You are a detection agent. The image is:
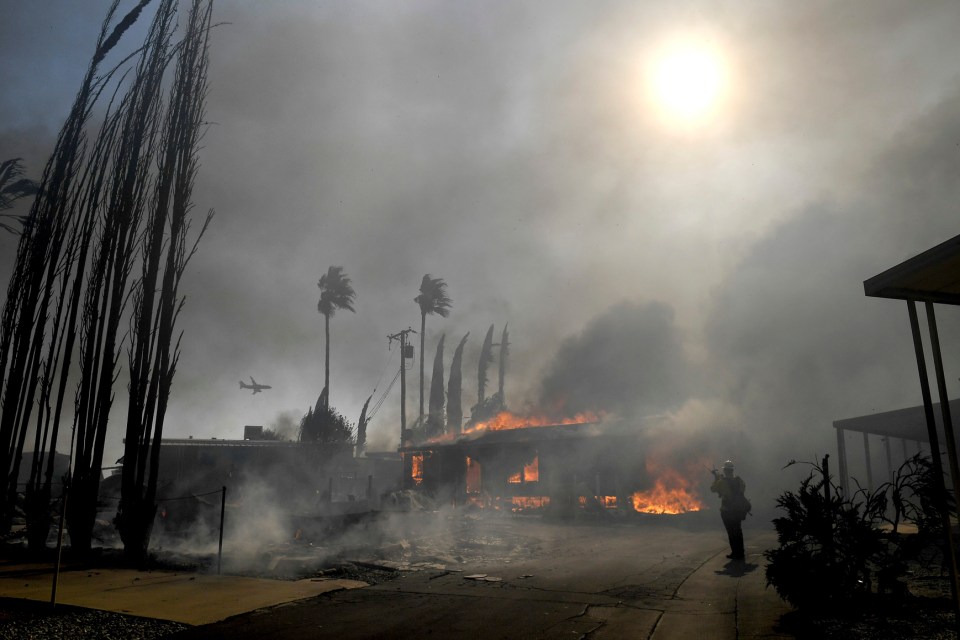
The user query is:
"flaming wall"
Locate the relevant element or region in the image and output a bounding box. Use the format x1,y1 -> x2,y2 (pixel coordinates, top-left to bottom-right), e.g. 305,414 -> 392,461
404,422 -> 648,512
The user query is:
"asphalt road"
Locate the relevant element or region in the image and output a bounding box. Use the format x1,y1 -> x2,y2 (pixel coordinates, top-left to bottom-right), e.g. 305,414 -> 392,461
168,512 -> 789,639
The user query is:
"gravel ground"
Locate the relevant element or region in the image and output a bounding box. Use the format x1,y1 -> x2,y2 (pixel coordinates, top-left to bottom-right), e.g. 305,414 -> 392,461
775,569 -> 956,639
779,601 -> 955,639
0,598 -> 187,639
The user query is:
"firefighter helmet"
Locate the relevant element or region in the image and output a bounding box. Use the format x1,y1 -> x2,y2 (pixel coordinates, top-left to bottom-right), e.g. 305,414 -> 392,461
723,460 -> 735,470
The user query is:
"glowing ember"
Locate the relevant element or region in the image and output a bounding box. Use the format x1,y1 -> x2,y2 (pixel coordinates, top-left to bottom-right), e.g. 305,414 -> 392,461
631,466 -> 703,514
577,495 -> 618,509
510,496 -> 550,511
598,495 -> 617,509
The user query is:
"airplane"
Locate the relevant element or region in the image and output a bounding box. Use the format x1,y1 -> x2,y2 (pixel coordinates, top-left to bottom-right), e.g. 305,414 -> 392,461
240,376 -> 271,394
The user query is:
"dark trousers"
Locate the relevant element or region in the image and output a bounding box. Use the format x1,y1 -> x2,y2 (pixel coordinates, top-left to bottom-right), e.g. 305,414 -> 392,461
721,510 -> 745,558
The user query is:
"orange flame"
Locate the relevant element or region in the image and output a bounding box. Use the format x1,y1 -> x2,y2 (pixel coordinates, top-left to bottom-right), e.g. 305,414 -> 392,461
510,496 -> 550,511
411,453 -> 424,486
578,495 -> 618,509
424,410 -> 603,444
466,456 -> 482,494
631,465 -> 703,514
507,456 -> 540,484
464,410 -> 602,434
523,456 -> 539,482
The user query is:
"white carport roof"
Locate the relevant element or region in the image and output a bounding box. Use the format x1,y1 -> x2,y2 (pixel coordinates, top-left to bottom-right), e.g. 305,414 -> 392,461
833,399 -> 960,442
864,232 -> 960,305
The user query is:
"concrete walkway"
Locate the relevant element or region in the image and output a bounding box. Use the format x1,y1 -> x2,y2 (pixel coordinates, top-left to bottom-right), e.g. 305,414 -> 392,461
0,563 -> 365,625
649,537 -> 794,639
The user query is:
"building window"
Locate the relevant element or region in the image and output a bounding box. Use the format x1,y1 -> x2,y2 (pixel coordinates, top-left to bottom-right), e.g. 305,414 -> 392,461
411,454 -> 424,486
508,455 -> 539,484
466,456 -> 481,494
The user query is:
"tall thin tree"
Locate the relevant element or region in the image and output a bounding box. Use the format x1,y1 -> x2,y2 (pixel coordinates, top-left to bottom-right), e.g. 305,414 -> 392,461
0,0 -> 154,539
414,274 -> 451,427
498,324 -> 509,403
70,0 -> 180,554
477,324 -> 494,404
446,333 -> 468,434
426,334 -> 445,438
317,266 -> 356,407
116,0 -> 215,564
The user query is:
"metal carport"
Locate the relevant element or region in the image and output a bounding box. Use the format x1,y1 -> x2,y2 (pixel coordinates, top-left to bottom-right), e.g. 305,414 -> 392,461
864,231 -> 960,611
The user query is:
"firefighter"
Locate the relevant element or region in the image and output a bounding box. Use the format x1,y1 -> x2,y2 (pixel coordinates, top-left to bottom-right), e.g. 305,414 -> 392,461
710,460 -> 750,560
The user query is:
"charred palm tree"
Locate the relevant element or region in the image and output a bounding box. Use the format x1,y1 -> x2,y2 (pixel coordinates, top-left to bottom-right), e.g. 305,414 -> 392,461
477,324 -> 494,404
426,334 -> 445,438
356,394 -> 372,457
446,333 -> 468,434
317,266 -> 356,407
469,324 -> 505,425
498,324 -> 509,403
414,275 -> 451,427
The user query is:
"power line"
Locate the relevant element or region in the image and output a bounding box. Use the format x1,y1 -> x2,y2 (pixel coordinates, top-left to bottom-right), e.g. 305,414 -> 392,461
369,367 -> 401,420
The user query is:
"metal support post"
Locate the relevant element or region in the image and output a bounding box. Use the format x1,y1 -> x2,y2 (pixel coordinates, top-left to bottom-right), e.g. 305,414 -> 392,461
908,300 -> 960,613
883,437 -> 894,483
389,328 -> 416,489
218,486 -> 226,575
836,427 -> 849,496
925,302 -> 960,527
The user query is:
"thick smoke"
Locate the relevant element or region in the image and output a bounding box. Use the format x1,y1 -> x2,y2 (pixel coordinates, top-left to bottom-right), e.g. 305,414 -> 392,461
536,300 -> 695,419
268,410 -> 301,441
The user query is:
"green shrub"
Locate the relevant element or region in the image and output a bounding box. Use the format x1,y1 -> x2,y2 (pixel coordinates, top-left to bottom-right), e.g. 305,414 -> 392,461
766,455 -> 947,610
299,403 -> 354,444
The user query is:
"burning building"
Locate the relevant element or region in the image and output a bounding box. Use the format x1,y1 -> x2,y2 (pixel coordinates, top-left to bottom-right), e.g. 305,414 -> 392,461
402,413 -> 708,516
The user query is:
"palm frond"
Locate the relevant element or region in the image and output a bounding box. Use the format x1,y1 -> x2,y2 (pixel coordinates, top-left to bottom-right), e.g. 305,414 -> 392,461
415,274 -> 452,318
317,265 -> 356,317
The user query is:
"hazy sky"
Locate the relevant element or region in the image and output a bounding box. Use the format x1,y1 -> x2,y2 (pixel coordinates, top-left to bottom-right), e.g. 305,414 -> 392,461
4,1 -> 960,490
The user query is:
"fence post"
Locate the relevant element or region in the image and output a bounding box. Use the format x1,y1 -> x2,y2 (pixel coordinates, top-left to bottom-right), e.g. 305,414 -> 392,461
51,485 -> 68,607
822,455 -> 832,563
218,486 -> 226,575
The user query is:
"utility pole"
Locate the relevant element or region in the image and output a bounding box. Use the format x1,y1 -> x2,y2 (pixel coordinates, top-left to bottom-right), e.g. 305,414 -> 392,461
389,328 -> 416,487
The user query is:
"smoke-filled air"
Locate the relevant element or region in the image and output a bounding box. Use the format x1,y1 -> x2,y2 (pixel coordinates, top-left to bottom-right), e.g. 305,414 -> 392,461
0,0 -> 960,568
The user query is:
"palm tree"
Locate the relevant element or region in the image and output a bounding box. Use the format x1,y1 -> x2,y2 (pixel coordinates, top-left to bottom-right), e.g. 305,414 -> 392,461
317,266 -> 356,406
415,274 -> 451,426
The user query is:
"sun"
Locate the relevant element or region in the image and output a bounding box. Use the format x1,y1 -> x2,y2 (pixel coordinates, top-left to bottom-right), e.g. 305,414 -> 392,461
649,43 -> 725,124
